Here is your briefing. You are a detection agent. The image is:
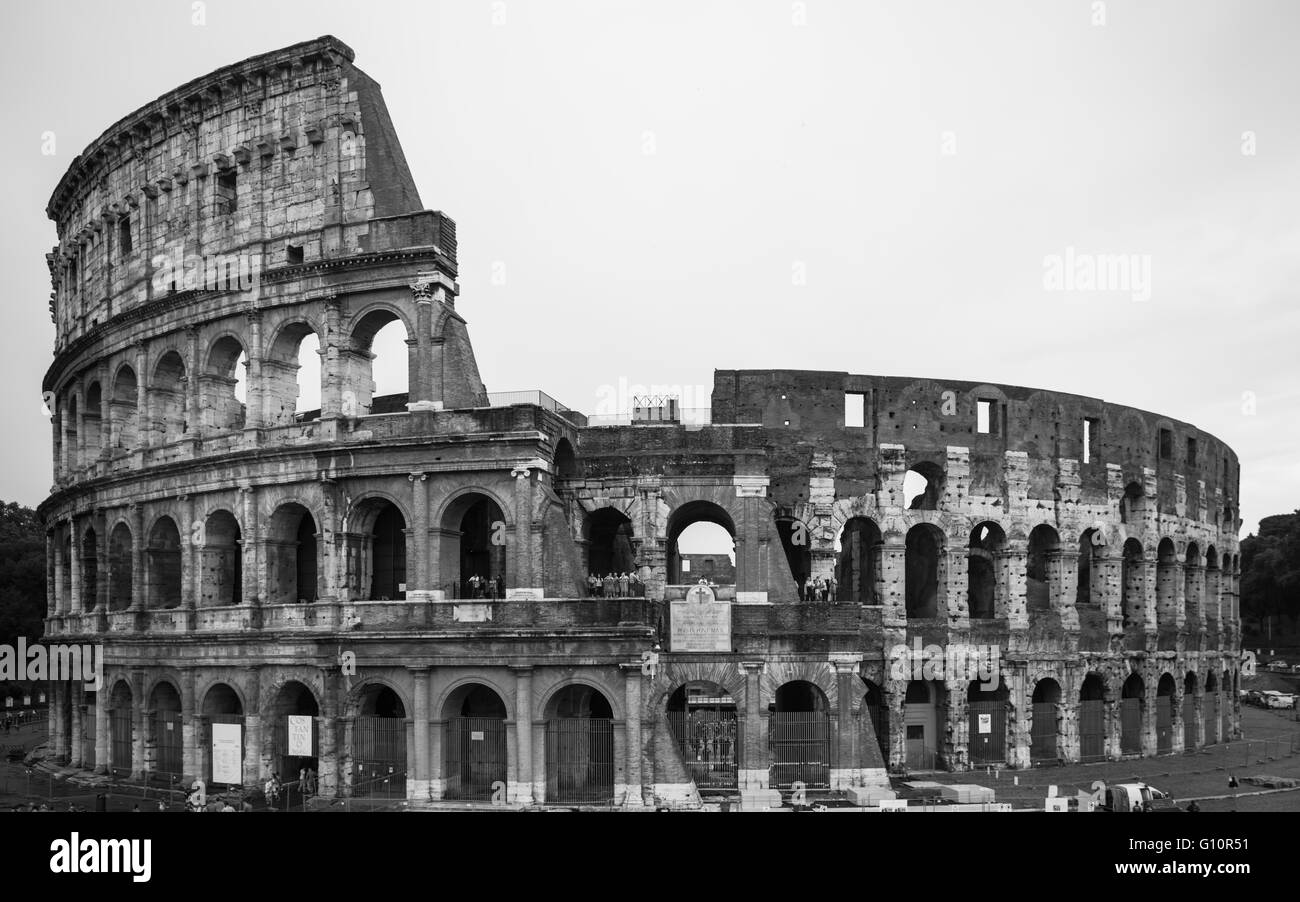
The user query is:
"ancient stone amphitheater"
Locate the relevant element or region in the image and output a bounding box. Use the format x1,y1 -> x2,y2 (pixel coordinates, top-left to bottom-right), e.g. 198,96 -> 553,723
38,36 -> 1242,808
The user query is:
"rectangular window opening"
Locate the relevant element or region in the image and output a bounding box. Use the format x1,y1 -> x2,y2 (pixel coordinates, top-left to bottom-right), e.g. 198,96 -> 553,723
844,392 -> 866,428
1159,428 -> 1173,460
216,170 -> 238,214
1186,437 -> 1198,467
286,244 -> 304,265
1083,417 -> 1100,464
118,216 -> 132,255
976,399 -> 997,435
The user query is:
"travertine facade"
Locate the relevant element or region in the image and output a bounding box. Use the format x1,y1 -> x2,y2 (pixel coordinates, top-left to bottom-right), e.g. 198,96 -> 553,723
38,37 -> 1242,808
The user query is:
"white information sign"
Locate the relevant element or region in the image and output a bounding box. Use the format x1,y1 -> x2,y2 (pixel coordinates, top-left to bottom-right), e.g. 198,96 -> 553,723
978,713 -> 992,734
288,714 -> 313,756
211,722 -> 243,784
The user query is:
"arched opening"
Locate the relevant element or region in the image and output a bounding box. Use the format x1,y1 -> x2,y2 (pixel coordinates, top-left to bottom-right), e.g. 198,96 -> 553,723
1079,674 -> 1107,762
903,461 -> 944,511
666,682 -> 739,793
84,382 -> 104,459
903,680 -> 943,769
1183,542 -> 1200,620
264,322 -> 322,426
967,679 -> 1009,766
441,493 -> 507,599
81,526 -> 98,610
775,516 -> 812,598
1076,529 -> 1101,607
667,502 -> 736,586
905,524 -> 943,618
967,522 -> 1005,619
1183,672 -> 1198,751
1030,679 -> 1062,763
108,680 -> 133,777
369,503 -> 407,601
584,508 -> 636,585
862,680 -> 889,759
148,682 -> 183,782
1120,673 -> 1145,756
1156,673 -> 1176,754
836,517 -> 882,604
1156,538 -> 1177,626
1122,538 -> 1145,627
1203,672 -> 1219,745
201,510 -> 242,606
443,684 -> 508,801
60,532 -> 72,609
108,522 -> 133,611
769,681 -> 831,790
269,681 -> 320,794
353,684 -> 407,798
266,503 -> 318,605
151,351 -> 187,444
1205,546 -> 1220,621
201,683 -> 245,786
345,309 -> 410,416
65,394 -> 80,471
545,685 -> 614,805
443,685 -> 508,800
202,337 -> 247,433
1026,524 -> 1060,613
146,516 -> 182,609
554,438 -> 579,479
110,365 -> 138,451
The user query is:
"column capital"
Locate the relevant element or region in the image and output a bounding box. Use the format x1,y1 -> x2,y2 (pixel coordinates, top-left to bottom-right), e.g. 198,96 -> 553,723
408,472 -> 428,482
740,661 -> 766,675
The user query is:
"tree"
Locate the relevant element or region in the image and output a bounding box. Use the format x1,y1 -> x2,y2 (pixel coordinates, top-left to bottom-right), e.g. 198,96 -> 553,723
1240,511 -> 1300,626
0,501 -> 47,702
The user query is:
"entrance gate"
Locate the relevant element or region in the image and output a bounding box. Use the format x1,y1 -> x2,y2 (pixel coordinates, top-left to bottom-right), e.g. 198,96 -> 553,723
768,712 -> 830,789
272,716 -> 319,787
667,704 -> 739,792
353,715 -> 407,798
1156,696 -> 1173,754
444,716 -> 507,801
967,700 -> 1006,765
545,718 -> 614,805
1030,702 -> 1057,762
1079,700 -> 1105,762
1120,698 -> 1142,754
109,706 -> 132,776
154,710 -> 184,780
1182,694 -> 1197,750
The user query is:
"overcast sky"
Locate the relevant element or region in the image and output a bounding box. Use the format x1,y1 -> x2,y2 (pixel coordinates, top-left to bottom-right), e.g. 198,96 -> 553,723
2,0 -> 1296,538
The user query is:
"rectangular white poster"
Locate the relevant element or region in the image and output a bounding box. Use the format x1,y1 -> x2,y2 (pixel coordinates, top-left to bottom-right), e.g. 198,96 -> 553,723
288,714 -> 313,756
211,722 -> 242,784
978,713 -> 992,734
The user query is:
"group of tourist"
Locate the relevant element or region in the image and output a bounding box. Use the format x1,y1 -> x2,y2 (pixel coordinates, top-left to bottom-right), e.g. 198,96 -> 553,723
801,574 -> 839,602
465,574 -> 505,599
586,572 -> 645,598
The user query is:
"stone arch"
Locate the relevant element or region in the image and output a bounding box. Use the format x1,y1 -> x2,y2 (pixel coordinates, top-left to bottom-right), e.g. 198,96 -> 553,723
836,516 -> 882,603
202,333 -> 247,432
433,675 -> 517,722
649,661 -> 746,712
537,675 -> 625,723
107,520 -> 133,611
967,521 -> 1006,619
82,380 -> 103,454
150,350 -> 187,444
265,501 -> 321,604
666,499 -> 737,586
1025,524 -> 1061,613
439,488 -> 510,598
1121,537 -> 1145,627
342,304 -> 414,415
760,661 -> 838,711
904,460 -> 945,511
263,319 -> 324,426
905,522 -> 945,618
109,362 -> 139,450
201,508 -> 242,606
584,506 -> 636,579
198,679 -> 248,716
145,514 -> 183,609
345,676 -> 413,719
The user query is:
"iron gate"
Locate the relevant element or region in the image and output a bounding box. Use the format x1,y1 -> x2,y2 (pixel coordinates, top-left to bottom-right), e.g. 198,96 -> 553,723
445,716 -> 507,801
769,712 -> 831,789
1183,695 -> 1197,750
109,706 -> 132,776
154,710 -> 184,780
1120,698 -> 1142,754
353,716 -> 407,797
545,718 -> 614,805
1030,702 -> 1057,762
1079,699 -> 1105,762
667,708 -> 739,791
967,700 -> 1006,765
1156,695 -> 1173,753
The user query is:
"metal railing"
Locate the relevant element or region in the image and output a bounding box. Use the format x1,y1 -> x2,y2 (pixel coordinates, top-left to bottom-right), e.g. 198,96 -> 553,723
487,390 -> 573,414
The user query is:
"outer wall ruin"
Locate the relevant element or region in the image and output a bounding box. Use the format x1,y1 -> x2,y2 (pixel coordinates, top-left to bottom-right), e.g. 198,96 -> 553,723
38,36 -> 1242,807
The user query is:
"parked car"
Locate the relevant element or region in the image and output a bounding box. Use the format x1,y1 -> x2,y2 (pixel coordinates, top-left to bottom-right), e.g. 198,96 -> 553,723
1264,692 -> 1296,709
1098,783 -> 1178,812
1268,661 -> 1289,671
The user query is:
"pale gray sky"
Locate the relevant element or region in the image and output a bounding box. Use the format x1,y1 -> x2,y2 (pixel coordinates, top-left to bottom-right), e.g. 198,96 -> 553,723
3,0 -> 1297,538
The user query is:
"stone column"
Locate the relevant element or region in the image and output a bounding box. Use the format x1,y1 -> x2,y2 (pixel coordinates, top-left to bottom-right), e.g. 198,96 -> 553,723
739,661 -> 778,808
94,687 -> 109,774
245,667 -> 262,786
134,341 -> 148,451
69,685 -> 84,768
511,466 -> 534,590
181,669 -> 197,784
512,667 -> 533,804
240,484 -> 259,608
879,541 -> 907,628
69,517 -> 83,615
244,311 -> 264,435
999,549 -> 1028,630
51,530 -> 64,616
319,294 -> 343,424
945,548 -> 969,629
621,664 -> 645,807
831,655 -> 863,787
411,668 -> 430,801
410,282 -> 435,406
129,504 -> 145,610
184,327 -> 200,439
319,669 -> 339,797
409,473 -> 429,596
1052,550 -> 1080,630
130,670 -> 146,779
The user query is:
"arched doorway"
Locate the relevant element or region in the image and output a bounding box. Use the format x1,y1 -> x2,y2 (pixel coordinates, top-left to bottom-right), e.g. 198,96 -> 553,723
968,522 -> 1005,619
368,503 -> 408,600
837,517 -> 882,603
905,524 -> 943,618
1203,672 -> 1219,745
1026,525 -> 1060,613
443,684 -> 508,801
108,680 -> 133,777
667,502 -> 736,586
353,684 -> 407,798
1183,673 -> 1198,751
904,462 -> 944,510
666,682 -> 738,793
146,517 -> 183,609
441,493 -> 507,599
108,522 -> 133,611
1120,673 -> 1145,756
201,510 -> 242,606
769,681 -> 831,790
81,526 -> 98,610
584,508 -> 636,581
545,685 -> 614,805
967,679 -> 1009,766
266,504 -> 318,605
269,681 -> 320,795
904,680 -> 942,770
149,682 -> 183,782
775,515 -> 812,596
1030,679 -> 1062,763
200,683 -> 245,787
1156,673 -> 1175,754
1079,674 -> 1107,762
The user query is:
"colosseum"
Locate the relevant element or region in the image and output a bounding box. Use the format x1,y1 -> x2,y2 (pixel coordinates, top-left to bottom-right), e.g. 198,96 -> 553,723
37,35 -> 1243,809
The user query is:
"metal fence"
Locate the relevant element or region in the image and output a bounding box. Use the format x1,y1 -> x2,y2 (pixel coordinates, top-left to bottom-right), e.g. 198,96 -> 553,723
1079,699 -> 1105,762
1182,695 -> 1197,750
1120,698 -> 1142,754
154,710 -> 184,780
444,716 -> 507,801
353,716 -> 407,798
545,718 -> 615,805
967,701 -> 1007,765
109,707 -> 132,776
768,712 -> 832,789
667,710 -> 740,792
1030,702 -> 1057,762
1156,695 -> 1173,754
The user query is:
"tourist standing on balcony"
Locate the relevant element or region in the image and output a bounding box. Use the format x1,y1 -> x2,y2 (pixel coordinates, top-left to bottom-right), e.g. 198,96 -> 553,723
603,573 -> 615,597
617,573 -> 629,597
